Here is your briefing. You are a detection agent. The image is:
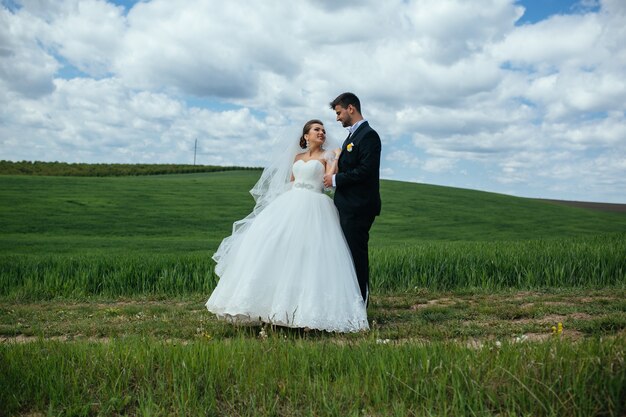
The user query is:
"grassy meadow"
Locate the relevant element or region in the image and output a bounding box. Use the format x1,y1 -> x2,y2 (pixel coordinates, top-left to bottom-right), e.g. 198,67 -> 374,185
2,172 -> 625,298
1,168 -> 625,416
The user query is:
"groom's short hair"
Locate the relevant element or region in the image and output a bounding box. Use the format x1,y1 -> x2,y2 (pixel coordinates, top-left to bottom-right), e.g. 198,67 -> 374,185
330,92 -> 361,114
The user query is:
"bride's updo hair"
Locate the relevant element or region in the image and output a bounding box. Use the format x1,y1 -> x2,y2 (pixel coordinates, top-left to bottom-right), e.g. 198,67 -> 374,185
299,119 -> 324,149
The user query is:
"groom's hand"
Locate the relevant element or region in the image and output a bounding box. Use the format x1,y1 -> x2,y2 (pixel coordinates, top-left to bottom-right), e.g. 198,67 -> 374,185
323,174 -> 333,188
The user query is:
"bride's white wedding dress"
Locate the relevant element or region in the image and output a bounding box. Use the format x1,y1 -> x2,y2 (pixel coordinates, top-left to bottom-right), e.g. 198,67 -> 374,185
206,159 -> 369,332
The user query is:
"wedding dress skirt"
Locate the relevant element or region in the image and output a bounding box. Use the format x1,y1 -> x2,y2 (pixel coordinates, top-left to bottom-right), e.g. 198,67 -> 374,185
206,159 -> 369,332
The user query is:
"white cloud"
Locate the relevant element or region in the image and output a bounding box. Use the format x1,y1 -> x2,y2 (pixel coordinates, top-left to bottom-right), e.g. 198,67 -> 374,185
380,167 -> 394,178
0,76 -> 272,165
0,6 -> 59,97
422,157 -> 457,173
0,0 -> 625,203
491,14 -> 603,69
386,150 -> 420,168
48,0 -> 126,77
115,0 -> 302,98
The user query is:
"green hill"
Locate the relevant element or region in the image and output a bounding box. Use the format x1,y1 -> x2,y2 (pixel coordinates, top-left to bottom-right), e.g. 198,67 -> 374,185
375,179 -> 626,244
1,170 -> 625,256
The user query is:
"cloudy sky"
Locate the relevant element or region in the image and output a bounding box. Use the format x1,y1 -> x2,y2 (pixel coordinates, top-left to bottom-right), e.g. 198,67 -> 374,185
1,0 -> 625,203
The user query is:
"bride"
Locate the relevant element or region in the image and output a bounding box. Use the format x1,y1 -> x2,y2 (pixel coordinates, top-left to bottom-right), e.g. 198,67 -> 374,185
206,119 -> 369,332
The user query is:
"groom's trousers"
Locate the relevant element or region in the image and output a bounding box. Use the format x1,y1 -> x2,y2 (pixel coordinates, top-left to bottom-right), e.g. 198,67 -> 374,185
339,212 -> 376,305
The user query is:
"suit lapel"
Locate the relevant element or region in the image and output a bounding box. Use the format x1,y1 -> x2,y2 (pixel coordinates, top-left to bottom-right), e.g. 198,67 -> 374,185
344,121 -> 368,149
339,121 -> 369,165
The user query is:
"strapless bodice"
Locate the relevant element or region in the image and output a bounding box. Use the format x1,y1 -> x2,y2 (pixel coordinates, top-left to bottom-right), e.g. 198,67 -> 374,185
292,159 -> 324,193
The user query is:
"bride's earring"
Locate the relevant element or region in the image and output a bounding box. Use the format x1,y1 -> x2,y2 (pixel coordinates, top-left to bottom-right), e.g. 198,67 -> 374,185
305,140 -> 309,148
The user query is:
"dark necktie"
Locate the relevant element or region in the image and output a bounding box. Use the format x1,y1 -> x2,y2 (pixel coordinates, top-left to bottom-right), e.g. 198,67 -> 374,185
342,132 -> 352,149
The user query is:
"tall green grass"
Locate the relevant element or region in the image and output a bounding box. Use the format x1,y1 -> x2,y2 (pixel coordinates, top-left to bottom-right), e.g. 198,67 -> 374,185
371,235 -> 626,291
0,253 -> 216,300
1,235 -> 624,299
1,337 -> 624,416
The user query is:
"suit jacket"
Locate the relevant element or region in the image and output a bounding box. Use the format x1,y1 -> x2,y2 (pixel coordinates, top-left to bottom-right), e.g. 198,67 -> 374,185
334,121 -> 382,217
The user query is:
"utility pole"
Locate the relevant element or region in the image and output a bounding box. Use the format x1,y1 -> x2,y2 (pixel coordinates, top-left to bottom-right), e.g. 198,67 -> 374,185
194,138 -> 197,165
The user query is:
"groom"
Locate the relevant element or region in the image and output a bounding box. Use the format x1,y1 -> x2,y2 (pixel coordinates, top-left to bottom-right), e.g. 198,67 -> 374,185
323,92 -> 381,305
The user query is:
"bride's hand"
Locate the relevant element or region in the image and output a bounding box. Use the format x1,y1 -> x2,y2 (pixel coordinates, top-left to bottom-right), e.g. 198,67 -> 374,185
333,148 -> 341,159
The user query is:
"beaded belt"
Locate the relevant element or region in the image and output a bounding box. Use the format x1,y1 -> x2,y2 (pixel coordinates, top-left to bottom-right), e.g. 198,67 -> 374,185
293,182 -> 315,190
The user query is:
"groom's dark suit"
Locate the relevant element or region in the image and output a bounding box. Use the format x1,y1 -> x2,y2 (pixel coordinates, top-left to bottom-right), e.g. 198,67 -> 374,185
334,121 -> 381,303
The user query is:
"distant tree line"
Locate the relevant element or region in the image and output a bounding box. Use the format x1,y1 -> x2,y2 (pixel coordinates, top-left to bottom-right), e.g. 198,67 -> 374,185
0,161 -> 262,177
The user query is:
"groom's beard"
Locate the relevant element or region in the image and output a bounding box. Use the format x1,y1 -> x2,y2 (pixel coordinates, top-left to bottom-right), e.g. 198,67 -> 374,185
341,114 -> 355,128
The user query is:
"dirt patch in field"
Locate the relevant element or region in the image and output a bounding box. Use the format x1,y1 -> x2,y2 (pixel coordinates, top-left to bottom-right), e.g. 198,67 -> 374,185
512,291 -> 542,300
91,300 -> 196,309
578,296 -> 618,303
538,313 -> 568,323
512,312 -> 593,326
524,329 -> 585,341
462,329 -> 584,348
410,297 -> 457,310
0,334 -> 196,345
540,301 -> 571,307
0,334 -> 110,344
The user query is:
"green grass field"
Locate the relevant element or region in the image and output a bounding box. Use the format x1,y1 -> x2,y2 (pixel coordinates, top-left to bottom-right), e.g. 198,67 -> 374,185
3,171 -> 626,254
1,172 -> 625,298
1,169 -> 625,416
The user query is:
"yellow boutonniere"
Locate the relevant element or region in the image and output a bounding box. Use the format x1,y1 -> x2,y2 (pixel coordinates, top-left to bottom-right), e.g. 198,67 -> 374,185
347,142 -> 354,152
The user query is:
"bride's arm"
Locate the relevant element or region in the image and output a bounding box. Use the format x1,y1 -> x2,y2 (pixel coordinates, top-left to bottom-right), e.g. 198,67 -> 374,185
325,148 -> 341,176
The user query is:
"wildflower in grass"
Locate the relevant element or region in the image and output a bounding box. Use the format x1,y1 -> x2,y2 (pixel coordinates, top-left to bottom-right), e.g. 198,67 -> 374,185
552,322 -> 563,335
514,334 -> 528,343
259,327 -> 268,339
